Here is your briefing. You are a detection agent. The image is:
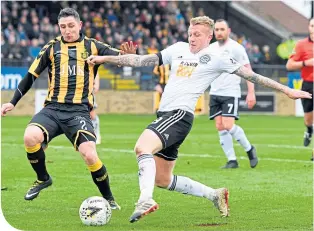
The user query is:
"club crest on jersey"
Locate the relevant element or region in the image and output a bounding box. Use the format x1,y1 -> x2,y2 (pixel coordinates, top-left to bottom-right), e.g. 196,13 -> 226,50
199,54 -> 211,64
81,50 -> 89,59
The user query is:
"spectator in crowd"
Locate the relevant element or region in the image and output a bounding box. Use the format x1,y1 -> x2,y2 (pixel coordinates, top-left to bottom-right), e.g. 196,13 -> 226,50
262,45 -> 271,64
7,35 -> 22,60
19,39 -> 32,64
251,45 -> 262,64
107,9 -> 118,24
17,24 -> 28,41
1,33 -> 10,59
29,39 -> 41,59
147,38 -> 159,54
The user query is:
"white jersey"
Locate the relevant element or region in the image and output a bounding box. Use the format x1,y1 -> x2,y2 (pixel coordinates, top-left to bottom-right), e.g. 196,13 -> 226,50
159,42 -> 241,114
209,39 -> 250,98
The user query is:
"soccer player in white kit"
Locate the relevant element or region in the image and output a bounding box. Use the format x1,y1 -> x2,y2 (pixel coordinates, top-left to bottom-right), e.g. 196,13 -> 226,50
90,74 -> 101,145
86,16 -> 311,223
209,19 -> 257,169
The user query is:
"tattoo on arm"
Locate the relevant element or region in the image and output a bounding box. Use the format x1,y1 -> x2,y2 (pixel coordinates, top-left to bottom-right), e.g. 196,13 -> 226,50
234,66 -> 289,93
117,54 -> 159,67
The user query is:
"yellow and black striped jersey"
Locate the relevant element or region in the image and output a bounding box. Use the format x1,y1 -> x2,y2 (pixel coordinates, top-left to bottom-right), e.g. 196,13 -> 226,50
153,64 -> 170,85
28,33 -> 120,108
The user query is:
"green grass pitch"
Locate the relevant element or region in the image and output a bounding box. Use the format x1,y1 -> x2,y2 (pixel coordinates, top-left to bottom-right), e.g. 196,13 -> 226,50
1,114 -> 313,231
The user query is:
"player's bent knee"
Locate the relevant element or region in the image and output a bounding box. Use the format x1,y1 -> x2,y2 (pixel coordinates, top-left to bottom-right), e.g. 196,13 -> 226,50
215,122 -> 225,131
78,141 -> 98,164
24,125 -> 44,147
134,144 -> 149,156
155,175 -> 171,188
223,123 -> 234,131
222,118 -> 235,131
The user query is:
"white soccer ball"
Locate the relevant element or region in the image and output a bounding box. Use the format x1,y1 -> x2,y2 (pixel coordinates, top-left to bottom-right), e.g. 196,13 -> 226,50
79,196 -> 112,226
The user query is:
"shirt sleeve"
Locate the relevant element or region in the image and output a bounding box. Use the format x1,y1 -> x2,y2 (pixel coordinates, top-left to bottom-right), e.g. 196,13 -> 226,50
289,41 -> 302,61
160,42 -> 181,65
234,45 -> 250,66
216,54 -> 242,74
93,39 -> 120,56
10,73 -> 37,106
28,41 -> 53,78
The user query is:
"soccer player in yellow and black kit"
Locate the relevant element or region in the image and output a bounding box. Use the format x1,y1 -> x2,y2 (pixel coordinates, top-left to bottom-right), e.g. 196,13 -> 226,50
1,8 -> 136,209
153,64 -> 170,111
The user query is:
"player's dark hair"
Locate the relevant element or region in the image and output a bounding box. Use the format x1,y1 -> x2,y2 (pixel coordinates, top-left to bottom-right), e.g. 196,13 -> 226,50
215,19 -> 229,28
58,8 -> 80,22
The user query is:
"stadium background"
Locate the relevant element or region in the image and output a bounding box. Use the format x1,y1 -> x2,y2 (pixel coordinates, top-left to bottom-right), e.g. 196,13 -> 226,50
1,1 -> 313,231
1,1 -> 312,116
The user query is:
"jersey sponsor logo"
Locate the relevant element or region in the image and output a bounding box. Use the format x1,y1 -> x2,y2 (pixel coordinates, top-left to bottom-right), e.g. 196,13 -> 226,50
179,61 -> 198,67
199,54 -> 211,64
60,64 -> 85,76
176,61 -> 198,77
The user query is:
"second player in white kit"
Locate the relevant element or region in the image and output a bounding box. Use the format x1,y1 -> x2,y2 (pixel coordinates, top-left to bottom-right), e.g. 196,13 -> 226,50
209,19 -> 257,169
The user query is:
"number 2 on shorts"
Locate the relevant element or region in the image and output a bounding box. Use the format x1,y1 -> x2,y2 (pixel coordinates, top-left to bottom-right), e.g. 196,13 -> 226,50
80,120 -> 87,130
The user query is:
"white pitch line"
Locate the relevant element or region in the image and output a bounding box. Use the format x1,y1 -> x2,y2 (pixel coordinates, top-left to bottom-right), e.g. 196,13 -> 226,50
2,143 -> 312,164
235,143 -> 310,150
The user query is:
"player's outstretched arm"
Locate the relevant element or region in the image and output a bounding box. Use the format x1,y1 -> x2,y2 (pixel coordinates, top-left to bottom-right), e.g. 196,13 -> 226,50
234,66 -> 312,100
86,54 -> 160,67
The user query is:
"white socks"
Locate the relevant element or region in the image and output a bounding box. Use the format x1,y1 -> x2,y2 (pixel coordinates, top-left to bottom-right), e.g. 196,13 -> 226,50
229,124 -> 252,152
137,154 -> 156,203
167,175 -> 216,201
92,115 -> 100,138
219,130 -> 236,161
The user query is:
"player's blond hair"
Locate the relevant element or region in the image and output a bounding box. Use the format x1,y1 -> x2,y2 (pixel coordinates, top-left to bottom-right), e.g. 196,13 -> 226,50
190,16 -> 214,34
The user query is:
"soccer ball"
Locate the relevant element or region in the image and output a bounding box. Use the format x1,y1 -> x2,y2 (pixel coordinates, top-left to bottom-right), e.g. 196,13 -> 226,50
79,196 -> 112,226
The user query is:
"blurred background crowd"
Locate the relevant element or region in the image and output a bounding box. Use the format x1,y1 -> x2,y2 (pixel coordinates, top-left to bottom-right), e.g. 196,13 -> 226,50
1,1 -> 273,64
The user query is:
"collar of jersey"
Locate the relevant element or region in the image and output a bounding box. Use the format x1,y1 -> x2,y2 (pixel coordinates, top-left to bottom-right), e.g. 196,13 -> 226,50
61,33 -> 84,44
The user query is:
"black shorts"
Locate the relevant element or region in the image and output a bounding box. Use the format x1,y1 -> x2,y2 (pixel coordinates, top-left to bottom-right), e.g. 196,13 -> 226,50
301,81 -> 313,113
29,103 -> 96,150
209,95 -> 239,120
160,83 -> 166,92
147,109 -> 193,161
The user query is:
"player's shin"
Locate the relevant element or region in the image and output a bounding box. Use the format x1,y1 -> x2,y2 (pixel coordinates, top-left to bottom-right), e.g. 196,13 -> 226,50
167,175 -> 216,201
219,130 -> 236,161
137,154 -> 156,202
89,159 -> 114,201
306,124 -> 313,135
26,143 -> 49,181
229,124 -> 251,151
